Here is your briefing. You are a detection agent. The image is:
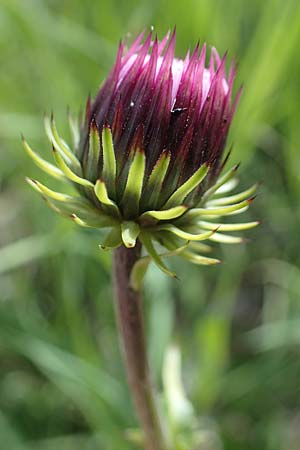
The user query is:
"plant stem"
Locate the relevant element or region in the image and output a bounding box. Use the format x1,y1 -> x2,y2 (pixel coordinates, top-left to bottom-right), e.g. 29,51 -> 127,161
113,244 -> 167,450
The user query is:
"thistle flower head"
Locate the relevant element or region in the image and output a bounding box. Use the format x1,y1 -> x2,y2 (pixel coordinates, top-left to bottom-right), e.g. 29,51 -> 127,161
24,30 -> 258,280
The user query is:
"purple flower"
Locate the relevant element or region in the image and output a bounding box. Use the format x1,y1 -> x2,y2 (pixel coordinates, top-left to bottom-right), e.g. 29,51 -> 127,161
24,30 -> 257,276
80,30 -> 241,209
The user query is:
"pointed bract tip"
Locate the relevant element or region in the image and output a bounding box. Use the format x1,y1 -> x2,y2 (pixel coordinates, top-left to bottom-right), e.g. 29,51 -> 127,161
26,177 -> 37,185
168,27 -> 176,45
221,149 -> 232,168
247,220 -> 261,228
247,195 -> 257,204
103,122 -> 111,131
90,119 -> 98,132
161,149 -> 171,158
97,177 -> 104,184
241,237 -> 250,244
204,161 -> 212,169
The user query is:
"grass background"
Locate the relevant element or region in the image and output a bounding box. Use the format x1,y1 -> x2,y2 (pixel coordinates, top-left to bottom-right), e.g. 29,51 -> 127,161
1,0 -> 300,449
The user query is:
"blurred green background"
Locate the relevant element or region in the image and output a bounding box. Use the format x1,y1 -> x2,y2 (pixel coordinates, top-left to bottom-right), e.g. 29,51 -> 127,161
1,0 -> 300,449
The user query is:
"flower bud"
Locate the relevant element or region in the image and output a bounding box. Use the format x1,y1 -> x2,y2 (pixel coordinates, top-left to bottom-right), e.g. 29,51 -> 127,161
24,30 -> 258,278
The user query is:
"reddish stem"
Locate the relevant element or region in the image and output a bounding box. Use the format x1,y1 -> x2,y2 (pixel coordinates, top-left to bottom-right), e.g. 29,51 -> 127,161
113,244 -> 167,450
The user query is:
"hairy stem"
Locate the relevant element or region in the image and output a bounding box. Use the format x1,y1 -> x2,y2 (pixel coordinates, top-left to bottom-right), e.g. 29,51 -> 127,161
113,244 -> 167,450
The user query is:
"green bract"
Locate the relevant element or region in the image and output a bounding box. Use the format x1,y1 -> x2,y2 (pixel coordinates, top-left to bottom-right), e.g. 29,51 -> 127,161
24,32 -> 258,283
23,116 -> 258,281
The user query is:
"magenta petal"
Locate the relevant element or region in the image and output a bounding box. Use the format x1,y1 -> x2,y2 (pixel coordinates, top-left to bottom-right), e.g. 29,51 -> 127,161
80,31 -> 241,206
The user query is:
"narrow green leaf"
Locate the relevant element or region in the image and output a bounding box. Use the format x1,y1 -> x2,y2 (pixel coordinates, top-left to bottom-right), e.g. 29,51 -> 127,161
121,221 -> 140,248
209,232 -> 245,244
130,237 -> 189,290
139,232 -> 177,278
94,179 -> 120,217
158,224 -> 217,241
207,183 -> 258,206
155,230 -> 189,251
226,205 -> 250,216
26,179 -> 107,222
67,109 -> 80,149
86,122 -> 101,180
200,164 -> 239,203
146,150 -> 171,208
70,214 -> 93,227
102,126 -> 116,197
121,149 -> 145,218
130,257 -> 151,291
22,137 -> 65,181
164,164 -> 209,209
44,114 -> 80,168
26,177 -> 73,202
184,198 -> 254,219
158,234 -> 189,255
188,241 -> 213,253
214,178 -> 239,196
199,220 -> 259,231
140,205 -> 187,222
180,250 -> 221,265
41,195 -> 113,226
71,213 -> 114,229
53,148 -> 94,188
100,226 -> 122,250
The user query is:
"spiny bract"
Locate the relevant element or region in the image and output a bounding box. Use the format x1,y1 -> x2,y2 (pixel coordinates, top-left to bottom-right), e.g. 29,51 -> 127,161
24,30 -> 258,282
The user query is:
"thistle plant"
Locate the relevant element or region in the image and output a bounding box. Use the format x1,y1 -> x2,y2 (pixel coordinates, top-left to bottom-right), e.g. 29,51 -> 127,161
24,30 -> 258,450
